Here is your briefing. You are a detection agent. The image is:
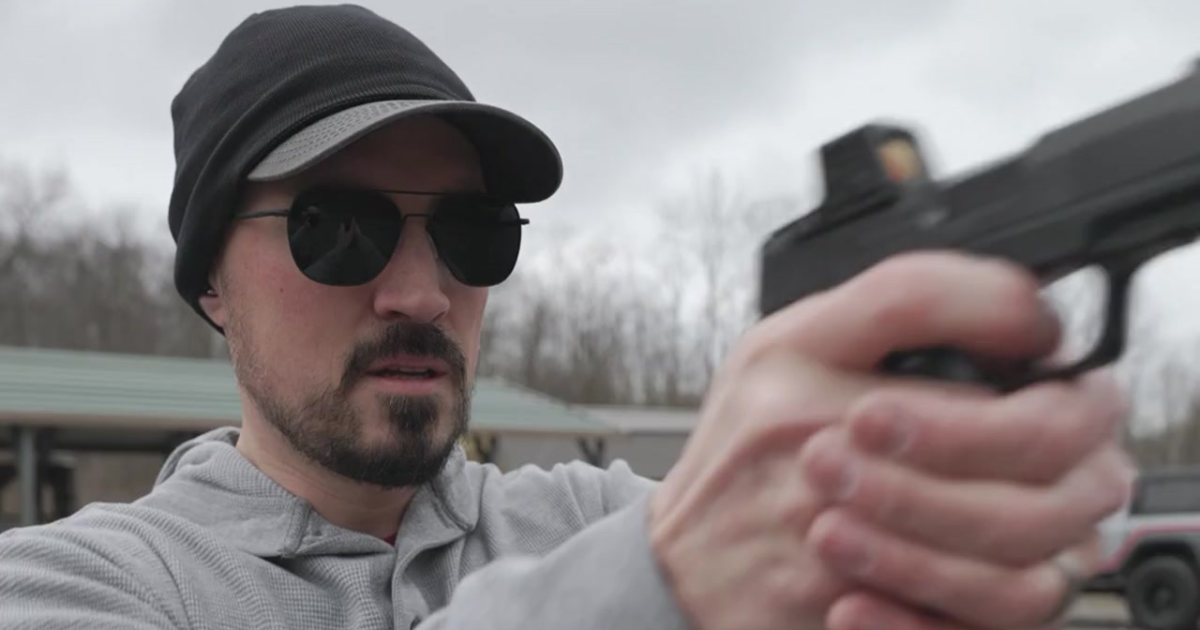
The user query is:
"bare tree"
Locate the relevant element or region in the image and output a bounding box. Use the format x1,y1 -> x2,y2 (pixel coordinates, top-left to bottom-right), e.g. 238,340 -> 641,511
655,169 -> 802,387
656,169 -> 744,384
0,160 -> 223,358
472,167 -> 804,408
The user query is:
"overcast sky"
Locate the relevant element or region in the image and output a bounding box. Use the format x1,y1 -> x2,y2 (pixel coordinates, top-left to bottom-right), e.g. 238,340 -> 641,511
3,1 -> 1200,348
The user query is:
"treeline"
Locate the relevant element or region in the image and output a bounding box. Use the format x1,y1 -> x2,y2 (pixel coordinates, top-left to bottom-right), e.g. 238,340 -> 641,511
0,161 -> 220,358
4,158 -> 1200,470
0,160 -> 787,407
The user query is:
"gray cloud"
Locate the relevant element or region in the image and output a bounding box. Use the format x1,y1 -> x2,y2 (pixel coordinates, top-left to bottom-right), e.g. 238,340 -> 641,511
0,0 -> 950,227
3,0 -> 1200,335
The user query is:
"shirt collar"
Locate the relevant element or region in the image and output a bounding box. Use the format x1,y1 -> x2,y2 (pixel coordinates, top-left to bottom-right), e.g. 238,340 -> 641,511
137,426 -> 480,558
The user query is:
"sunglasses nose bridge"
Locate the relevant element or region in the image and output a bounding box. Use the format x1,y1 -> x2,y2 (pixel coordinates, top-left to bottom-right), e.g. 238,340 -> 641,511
388,213 -> 444,271
370,213 -> 452,324
395,212 -> 440,257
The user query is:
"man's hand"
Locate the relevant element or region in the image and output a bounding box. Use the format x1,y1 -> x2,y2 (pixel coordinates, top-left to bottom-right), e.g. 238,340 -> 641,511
647,252 -> 1133,630
802,373 -> 1129,630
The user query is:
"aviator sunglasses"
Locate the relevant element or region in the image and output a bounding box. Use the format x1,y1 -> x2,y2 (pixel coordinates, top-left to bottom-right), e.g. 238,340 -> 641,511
234,186 -> 529,287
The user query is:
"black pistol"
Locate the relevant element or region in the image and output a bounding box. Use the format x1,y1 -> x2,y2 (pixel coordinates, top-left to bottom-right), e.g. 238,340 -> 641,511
758,59 -> 1200,392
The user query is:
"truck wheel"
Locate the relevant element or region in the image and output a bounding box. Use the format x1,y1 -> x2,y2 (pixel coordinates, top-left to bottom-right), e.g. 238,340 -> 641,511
1126,555 -> 1200,630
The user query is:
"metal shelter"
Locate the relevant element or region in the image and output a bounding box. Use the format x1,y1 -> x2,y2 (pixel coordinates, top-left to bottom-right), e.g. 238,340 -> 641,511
0,345 -> 617,527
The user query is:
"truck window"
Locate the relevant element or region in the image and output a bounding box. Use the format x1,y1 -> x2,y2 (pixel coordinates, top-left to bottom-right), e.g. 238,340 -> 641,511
1134,477 -> 1200,514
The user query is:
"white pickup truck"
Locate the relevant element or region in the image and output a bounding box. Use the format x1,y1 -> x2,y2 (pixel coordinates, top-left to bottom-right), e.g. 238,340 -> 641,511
1085,466 -> 1200,630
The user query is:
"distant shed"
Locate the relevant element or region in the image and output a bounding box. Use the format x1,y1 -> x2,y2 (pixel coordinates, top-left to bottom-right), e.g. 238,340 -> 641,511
0,345 -> 617,527
580,405 -> 699,480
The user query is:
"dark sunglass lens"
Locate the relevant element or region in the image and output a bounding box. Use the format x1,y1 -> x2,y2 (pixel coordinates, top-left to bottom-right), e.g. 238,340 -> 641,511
428,197 -> 523,286
286,188 -> 401,286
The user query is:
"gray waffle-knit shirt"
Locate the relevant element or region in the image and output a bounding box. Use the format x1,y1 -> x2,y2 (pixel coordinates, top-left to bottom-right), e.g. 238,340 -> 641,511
0,427 -> 694,629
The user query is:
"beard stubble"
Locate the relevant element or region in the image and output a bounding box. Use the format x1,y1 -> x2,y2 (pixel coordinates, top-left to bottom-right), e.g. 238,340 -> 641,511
229,316 -> 472,489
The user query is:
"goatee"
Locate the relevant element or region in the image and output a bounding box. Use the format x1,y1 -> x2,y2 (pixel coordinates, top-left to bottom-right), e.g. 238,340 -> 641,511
233,320 -> 472,489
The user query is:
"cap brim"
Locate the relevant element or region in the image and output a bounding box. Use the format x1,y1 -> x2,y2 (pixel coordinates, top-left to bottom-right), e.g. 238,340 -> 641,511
246,99 -> 563,203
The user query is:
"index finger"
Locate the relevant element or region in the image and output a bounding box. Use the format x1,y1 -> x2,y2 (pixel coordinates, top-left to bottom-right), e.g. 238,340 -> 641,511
743,251 -> 1060,373
845,368 -> 1126,483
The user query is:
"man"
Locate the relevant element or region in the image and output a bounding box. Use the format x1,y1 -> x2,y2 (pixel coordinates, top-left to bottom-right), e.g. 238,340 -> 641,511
0,5 -> 1132,630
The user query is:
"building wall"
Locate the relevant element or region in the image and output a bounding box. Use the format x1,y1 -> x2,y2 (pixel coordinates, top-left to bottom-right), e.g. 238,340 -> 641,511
0,452 -> 166,524
604,433 -> 689,480
0,431 -> 691,524
485,434 -> 585,472
488,433 -> 688,481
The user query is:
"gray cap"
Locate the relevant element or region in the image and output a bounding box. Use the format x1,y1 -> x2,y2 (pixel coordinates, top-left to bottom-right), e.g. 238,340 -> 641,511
246,99 -> 563,200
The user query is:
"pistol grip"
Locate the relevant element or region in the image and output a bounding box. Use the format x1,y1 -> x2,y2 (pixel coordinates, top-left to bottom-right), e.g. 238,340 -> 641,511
880,348 -> 991,385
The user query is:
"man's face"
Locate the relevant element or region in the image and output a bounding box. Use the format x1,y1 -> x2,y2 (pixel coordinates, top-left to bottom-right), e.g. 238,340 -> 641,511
203,116 -> 489,488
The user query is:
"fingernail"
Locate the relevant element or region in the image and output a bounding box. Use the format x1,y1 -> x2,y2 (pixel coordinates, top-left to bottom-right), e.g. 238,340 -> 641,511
817,452 -> 859,501
835,460 -> 859,501
805,434 -> 861,501
853,400 -> 916,458
880,408 -> 914,457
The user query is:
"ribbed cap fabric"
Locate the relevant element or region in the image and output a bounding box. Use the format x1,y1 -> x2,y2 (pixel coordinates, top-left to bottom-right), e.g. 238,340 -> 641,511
168,4 -> 562,331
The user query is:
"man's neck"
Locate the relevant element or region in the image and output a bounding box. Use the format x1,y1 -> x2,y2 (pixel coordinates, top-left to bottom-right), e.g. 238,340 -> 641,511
234,421 -> 418,540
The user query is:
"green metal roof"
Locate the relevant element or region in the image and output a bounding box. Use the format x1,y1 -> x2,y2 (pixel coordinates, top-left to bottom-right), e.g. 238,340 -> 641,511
0,345 -> 615,437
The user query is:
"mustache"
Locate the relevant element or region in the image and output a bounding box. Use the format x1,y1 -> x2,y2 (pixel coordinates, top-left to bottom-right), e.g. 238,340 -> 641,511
340,323 -> 468,390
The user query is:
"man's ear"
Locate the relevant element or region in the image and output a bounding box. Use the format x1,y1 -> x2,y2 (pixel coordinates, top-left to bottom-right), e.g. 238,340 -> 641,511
198,274 -> 228,329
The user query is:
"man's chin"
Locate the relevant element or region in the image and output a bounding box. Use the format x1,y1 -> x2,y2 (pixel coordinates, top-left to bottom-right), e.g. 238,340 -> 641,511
307,384 -> 467,488
357,420 -> 451,453
326,432 -> 460,489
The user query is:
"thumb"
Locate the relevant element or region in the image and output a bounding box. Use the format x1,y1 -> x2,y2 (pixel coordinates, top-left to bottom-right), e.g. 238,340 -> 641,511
744,251 -> 1060,372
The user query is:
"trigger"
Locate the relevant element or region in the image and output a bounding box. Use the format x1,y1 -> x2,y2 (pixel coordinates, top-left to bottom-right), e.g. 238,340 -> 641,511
1002,260 -> 1136,392
881,348 -> 987,384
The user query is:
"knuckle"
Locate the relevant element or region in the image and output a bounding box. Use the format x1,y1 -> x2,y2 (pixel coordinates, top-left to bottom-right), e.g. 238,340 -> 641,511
1072,537 -> 1105,576
779,495 -> 815,529
776,470 -> 820,527
1057,449 -> 1133,534
1082,369 -> 1127,427
737,359 -> 845,432
719,358 -> 850,466
764,550 -> 837,612
725,311 -> 796,371
981,259 -> 1046,338
737,367 -> 801,426
983,500 -> 1048,565
1030,384 -> 1079,441
996,261 -> 1043,310
981,524 -> 1025,566
1094,448 -> 1135,515
999,383 -> 1079,478
736,290 -> 834,368
823,599 -> 862,630
1003,566 -> 1063,627
853,256 -> 942,329
972,252 -> 1041,305
725,331 -> 769,372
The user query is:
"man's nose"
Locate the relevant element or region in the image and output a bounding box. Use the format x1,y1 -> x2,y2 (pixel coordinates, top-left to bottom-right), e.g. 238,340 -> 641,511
370,217 -> 451,324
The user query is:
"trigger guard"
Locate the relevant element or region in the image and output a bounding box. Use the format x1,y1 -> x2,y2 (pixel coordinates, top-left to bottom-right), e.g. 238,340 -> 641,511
879,259 -> 1136,392
1001,259 -> 1135,391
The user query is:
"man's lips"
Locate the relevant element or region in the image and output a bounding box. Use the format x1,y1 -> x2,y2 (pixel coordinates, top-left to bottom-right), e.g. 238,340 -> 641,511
364,355 -> 451,379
